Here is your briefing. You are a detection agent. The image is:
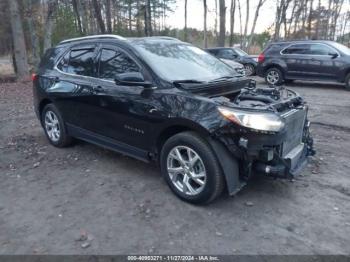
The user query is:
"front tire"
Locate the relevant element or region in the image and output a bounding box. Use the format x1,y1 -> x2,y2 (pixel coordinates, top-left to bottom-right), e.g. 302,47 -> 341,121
265,67 -> 283,86
160,132 -> 224,204
41,104 -> 73,147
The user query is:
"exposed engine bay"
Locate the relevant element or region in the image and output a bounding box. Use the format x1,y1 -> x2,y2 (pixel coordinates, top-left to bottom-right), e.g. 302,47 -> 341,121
210,79 -> 304,112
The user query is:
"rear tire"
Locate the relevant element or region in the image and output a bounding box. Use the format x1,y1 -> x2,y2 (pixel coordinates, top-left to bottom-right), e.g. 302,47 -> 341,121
160,131 -> 224,204
345,73 -> 350,91
41,104 -> 73,147
265,67 -> 284,86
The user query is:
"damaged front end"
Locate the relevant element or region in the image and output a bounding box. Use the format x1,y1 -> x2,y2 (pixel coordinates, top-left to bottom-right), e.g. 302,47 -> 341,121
211,80 -> 315,186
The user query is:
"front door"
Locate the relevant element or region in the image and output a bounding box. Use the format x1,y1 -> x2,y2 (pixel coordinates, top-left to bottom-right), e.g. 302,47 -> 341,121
91,45 -> 163,151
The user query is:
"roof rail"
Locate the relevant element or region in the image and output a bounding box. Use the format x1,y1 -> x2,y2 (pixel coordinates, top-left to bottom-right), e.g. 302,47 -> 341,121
149,36 -> 182,41
59,34 -> 126,44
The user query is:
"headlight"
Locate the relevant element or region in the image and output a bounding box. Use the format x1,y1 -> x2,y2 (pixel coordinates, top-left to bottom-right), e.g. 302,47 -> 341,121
218,107 -> 285,132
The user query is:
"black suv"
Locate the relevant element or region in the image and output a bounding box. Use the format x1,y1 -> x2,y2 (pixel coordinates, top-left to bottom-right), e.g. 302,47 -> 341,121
206,47 -> 258,76
256,40 -> 350,89
33,35 -> 314,204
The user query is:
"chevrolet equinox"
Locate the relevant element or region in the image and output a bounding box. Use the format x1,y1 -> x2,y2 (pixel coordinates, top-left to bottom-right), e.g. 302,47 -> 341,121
33,35 -> 315,204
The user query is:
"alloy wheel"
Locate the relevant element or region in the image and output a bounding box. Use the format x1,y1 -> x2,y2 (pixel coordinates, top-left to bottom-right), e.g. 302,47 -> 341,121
44,110 -> 61,142
166,146 -> 207,196
244,64 -> 254,76
266,70 -> 280,85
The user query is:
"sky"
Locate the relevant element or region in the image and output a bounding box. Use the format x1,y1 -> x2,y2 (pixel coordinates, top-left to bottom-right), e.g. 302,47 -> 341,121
167,0 -> 280,34
166,0 -> 350,34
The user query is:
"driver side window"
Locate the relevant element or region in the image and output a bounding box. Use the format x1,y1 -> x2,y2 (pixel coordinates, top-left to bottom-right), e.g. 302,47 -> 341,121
98,48 -> 140,80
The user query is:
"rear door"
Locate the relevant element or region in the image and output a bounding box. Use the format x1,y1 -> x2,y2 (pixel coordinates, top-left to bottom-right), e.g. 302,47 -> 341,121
280,44 -> 312,78
52,44 -> 100,128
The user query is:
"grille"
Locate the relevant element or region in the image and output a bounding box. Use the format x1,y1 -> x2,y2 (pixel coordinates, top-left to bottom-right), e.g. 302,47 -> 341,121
281,108 -> 306,157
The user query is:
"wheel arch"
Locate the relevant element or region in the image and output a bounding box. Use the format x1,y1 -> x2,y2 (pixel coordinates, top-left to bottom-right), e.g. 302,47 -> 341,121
155,122 -> 211,157
39,98 -> 53,116
264,63 -> 286,77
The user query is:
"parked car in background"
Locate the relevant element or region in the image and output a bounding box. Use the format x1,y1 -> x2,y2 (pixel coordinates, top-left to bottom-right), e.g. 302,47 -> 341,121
220,58 -> 245,77
33,35 -> 314,204
256,40 -> 350,90
206,47 -> 258,76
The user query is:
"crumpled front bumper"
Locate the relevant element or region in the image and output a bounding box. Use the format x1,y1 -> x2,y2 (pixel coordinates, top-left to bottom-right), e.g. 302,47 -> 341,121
253,121 -> 315,179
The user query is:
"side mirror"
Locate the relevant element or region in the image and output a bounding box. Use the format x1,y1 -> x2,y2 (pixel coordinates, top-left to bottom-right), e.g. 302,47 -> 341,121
329,52 -> 338,59
115,72 -> 154,88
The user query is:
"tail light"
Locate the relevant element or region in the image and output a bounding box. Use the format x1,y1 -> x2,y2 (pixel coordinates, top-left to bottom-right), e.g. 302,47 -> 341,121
258,53 -> 265,63
31,73 -> 38,81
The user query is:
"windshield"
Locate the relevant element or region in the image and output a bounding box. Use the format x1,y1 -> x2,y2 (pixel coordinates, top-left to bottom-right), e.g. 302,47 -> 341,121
234,48 -> 248,56
133,41 -> 236,82
331,42 -> 350,55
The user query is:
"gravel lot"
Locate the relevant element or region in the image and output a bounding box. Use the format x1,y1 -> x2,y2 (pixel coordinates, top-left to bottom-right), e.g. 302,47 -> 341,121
0,78 -> 349,255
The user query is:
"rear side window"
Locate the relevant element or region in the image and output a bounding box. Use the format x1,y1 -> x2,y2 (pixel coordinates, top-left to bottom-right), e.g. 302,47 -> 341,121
281,44 -> 310,55
98,48 -> 140,80
57,47 -> 96,77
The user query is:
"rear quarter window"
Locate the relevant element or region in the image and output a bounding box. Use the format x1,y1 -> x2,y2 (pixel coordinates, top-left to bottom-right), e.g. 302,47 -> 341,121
39,47 -> 64,70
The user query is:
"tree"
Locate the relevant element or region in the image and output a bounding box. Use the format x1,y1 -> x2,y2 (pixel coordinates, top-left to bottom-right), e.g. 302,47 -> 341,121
92,0 -> 106,34
243,0 -> 249,48
184,0 -> 188,41
246,0 -> 266,51
218,0 -> 226,46
106,0 -> 113,33
8,0 -> 29,79
237,0 -> 243,47
203,0 -> 208,48
229,0 -> 236,46
43,0 -> 58,52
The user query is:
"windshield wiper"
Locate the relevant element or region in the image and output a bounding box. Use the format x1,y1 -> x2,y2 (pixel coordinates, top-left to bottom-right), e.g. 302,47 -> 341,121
209,76 -> 235,83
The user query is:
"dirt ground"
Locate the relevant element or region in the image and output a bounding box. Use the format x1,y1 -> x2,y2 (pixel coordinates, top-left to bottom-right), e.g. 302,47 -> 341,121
0,77 -> 349,255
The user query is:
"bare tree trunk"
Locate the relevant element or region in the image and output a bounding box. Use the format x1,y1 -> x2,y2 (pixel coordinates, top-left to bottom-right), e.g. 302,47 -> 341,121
92,0 -> 106,34
184,0 -> 188,41
80,0 -> 88,34
72,0 -> 83,35
243,0 -> 249,49
218,0 -> 226,46
203,0 -> 208,48
287,0 -> 297,38
274,0 -> 283,40
229,0 -> 236,46
26,0 -> 40,67
145,0 -> 153,36
8,0 -> 29,79
237,0 -> 243,47
315,0 -> 321,39
106,0 -> 112,33
307,0 -> 314,39
247,0 -> 266,51
43,0 -> 57,52
136,0 -> 142,36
